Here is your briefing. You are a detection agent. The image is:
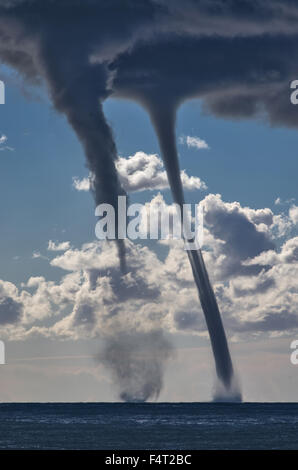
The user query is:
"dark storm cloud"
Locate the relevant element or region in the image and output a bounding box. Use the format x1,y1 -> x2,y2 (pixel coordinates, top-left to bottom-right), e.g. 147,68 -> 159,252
2,1 -> 298,123
112,34 -> 298,128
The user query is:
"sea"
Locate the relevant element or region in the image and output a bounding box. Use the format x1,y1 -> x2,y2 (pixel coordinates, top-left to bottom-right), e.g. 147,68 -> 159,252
0,402 -> 297,450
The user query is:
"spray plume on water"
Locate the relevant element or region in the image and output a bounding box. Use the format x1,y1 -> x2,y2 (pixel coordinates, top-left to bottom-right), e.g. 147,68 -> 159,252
100,330 -> 173,403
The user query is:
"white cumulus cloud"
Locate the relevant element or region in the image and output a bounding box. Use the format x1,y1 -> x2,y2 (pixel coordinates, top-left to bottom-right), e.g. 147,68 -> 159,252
0,193 -> 297,342
73,151 -> 207,194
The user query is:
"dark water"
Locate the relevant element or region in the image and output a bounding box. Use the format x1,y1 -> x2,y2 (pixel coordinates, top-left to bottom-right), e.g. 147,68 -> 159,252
0,403 -> 298,449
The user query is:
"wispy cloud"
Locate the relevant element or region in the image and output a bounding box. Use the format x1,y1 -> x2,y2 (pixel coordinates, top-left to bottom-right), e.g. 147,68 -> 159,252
48,240 -> 71,252
275,197 -> 295,206
72,177 -> 90,192
179,135 -> 209,150
32,252 -> 48,260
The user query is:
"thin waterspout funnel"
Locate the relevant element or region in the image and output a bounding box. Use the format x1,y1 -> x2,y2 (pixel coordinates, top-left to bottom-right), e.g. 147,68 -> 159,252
148,103 -> 236,391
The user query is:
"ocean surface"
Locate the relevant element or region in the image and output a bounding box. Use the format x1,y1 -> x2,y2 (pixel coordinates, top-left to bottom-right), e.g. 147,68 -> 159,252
0,403 -> 297,449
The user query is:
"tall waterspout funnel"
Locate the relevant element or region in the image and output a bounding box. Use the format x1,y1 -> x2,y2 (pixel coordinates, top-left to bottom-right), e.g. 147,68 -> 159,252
148,103 -> 240,397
